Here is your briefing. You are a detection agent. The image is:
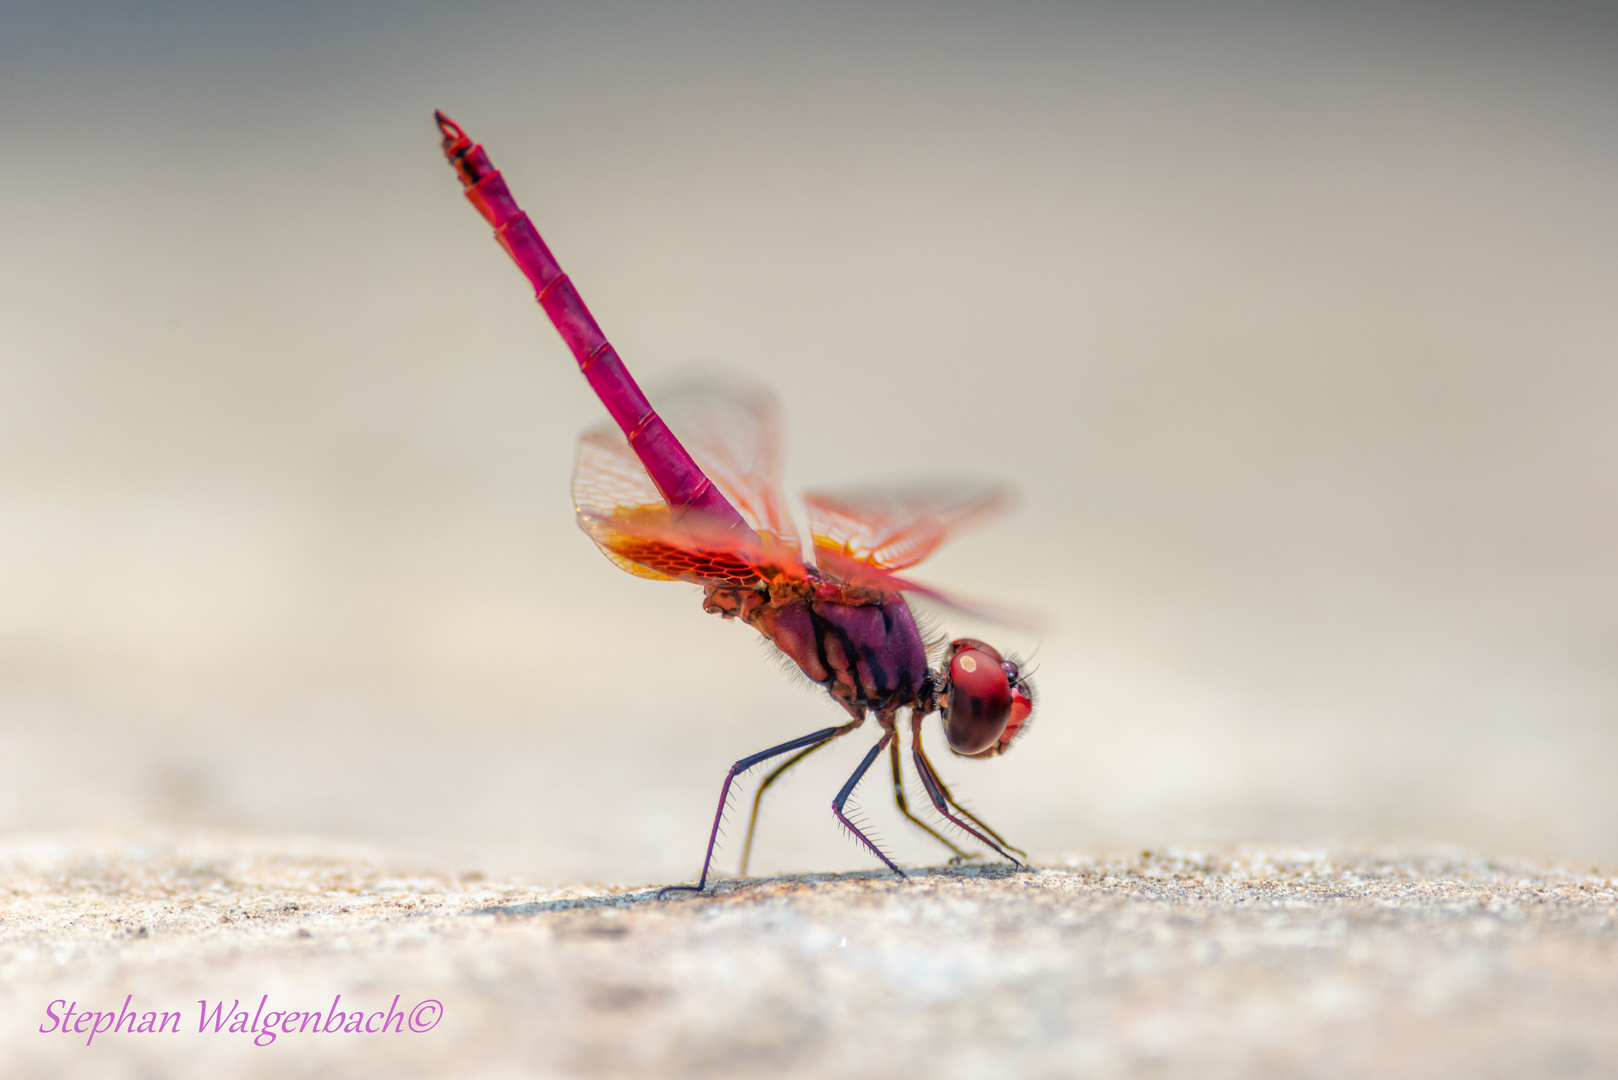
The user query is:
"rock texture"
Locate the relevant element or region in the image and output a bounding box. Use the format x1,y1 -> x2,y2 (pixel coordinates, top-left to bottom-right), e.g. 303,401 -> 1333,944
3,832 -> 1616,1078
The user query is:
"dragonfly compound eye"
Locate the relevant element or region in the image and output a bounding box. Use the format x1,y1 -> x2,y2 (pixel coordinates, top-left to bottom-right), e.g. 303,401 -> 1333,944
1002,682 -> 1033,746
942,646 -> 1013,755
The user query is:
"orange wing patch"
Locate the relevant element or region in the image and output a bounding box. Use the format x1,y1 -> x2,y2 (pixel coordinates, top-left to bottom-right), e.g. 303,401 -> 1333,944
577,505 -> 767,585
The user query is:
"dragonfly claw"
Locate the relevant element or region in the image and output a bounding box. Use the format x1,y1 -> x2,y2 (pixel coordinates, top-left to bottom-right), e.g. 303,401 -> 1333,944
657,882 -> 706,899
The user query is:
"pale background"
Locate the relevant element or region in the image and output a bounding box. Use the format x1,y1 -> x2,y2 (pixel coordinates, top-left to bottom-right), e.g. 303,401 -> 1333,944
1,1 -> 1615,885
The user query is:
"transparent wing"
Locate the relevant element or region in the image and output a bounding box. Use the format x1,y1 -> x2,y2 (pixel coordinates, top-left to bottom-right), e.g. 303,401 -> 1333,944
571,430 -> 680,581
653,378 -> 801,558
802,481 -> 1015,579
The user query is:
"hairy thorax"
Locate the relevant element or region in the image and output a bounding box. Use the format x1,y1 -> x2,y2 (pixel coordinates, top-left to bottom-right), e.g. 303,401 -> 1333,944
703,579 -> 931,718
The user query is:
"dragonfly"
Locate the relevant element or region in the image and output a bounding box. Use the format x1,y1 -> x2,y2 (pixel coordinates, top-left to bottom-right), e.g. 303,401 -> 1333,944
435,112 -> 1036,890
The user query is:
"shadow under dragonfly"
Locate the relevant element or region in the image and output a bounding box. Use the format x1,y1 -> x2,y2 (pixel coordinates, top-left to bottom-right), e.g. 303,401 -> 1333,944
475,863 -> 1036,917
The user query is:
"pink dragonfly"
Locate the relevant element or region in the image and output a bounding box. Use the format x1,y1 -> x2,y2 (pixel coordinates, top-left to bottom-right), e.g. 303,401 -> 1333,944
435,112 -> 1035,890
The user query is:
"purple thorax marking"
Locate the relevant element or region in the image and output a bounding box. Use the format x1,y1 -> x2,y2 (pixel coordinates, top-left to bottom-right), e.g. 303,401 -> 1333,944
813,597 -> 929,709
435,112 -> 750,537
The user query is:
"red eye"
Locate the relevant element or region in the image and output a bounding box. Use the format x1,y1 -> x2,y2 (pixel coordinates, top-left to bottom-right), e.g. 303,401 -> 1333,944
1001,683 -> 1033,744
942,646 -> 1012,755
951,638 -> 1003,664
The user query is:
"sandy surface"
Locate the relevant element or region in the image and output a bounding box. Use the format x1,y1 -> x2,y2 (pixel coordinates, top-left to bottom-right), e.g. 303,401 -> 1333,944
3,833 -> 1615,1079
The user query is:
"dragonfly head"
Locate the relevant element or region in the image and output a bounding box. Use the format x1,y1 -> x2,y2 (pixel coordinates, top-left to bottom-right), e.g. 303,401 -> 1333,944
938,638 -> 1035,758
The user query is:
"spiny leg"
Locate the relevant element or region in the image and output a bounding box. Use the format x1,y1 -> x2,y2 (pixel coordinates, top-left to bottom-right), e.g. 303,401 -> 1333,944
910,713 -> 1026,857
911,743 -> 1024,864
663,721 -> 860,894
831,731 -> 905,877
888,733 -> 973,863
738,738 -> 837,878
915,741 -> 1029,860
909,715 -> 1026,864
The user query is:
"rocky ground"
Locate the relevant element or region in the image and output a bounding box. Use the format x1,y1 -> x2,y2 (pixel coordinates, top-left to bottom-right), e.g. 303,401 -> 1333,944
2,832 -> 1615,1079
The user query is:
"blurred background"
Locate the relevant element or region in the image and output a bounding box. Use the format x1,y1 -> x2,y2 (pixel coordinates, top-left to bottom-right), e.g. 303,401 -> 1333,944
0,1 -> 1614,884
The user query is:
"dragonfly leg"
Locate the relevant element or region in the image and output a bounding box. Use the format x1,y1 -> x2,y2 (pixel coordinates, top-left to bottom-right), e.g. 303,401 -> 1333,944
888,733 -> 974,863
663,721 -> 860,894
738,737 -> 838,878
908,714 -> 1027,865
921,760 -> 1028,861
831,731 -> 905,878
910,713 -> 1026,857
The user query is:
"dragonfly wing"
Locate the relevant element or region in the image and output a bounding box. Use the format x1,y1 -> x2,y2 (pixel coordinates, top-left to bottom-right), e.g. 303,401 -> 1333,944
887,575 -> 1049,634
571,414 -> 803,586
802,480 -> 1015,579
577,504 -> 780,586
571,429 -> 679,581
651,378 -> 802,559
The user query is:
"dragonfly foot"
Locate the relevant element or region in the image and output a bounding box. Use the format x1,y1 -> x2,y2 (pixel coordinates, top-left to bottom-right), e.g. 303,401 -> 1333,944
657,882 -> 707,898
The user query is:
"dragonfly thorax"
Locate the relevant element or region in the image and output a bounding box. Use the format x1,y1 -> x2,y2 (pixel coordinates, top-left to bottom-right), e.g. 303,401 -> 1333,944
704,581 -> 931,718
